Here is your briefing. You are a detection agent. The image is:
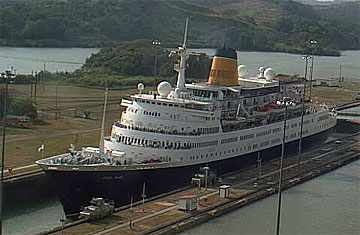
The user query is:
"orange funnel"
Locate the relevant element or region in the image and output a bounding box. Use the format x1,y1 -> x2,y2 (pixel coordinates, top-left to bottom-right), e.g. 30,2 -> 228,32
207,48 -> 238,86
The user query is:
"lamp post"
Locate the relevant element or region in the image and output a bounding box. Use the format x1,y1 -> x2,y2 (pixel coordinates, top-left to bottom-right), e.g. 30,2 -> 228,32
297,55 -> 310,169
275,97 -> 293,235
257,151 -> 262,178
152,40 -> 161,92
0,68 -> 16,235
309,40 -> 317,99
204,166 -> 209,191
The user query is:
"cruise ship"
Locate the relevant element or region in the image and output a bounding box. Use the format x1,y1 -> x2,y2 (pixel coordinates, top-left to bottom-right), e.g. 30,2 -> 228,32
36,22 -> 337,216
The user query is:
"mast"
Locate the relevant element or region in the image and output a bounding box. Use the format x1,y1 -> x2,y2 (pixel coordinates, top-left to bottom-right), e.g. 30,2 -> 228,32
175,18 -> 189,91
99,87 -> 108,153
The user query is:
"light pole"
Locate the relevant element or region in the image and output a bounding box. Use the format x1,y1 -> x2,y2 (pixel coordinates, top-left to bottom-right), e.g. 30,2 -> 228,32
275,97 -> 293,235
0,68 -> 16,235
257,151 -> 262,178
204,166 -> 209,191
297,55 -> 310,169
152,40 -> 161,92
309,40 -> 317,99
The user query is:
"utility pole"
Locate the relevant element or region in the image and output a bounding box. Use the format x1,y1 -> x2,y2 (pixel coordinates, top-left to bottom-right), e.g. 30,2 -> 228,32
309,40 -> 317,98
152,40 -> 161,92
297,55 -> 310,169
276,97 -> 292,235
204,166 -> 209,191
0,68 -> 16,235
339,65 -> 342,82
257,151 -> 262,178
34,72 -> 38,104
55,85 -> 58,120
142,182 -> 146,212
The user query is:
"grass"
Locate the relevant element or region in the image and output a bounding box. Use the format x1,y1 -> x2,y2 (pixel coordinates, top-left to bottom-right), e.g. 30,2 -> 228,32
312,81 -> 360,106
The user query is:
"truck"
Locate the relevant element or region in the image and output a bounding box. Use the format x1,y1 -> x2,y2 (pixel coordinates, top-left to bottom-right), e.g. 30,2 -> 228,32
79,197 -> 114,221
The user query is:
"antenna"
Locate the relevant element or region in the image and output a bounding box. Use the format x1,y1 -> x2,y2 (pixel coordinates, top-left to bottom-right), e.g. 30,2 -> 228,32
99,87 -> 108,154
183,17 -> 189,49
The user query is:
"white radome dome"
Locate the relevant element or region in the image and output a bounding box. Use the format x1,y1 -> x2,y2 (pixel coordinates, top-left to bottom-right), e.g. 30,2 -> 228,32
264,68 -> 276,80
137,83 -> 145,91
237,65 -> 249,78
157,81 -> 172,97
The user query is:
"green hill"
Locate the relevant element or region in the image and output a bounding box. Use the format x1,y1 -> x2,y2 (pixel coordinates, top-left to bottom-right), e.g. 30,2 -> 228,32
0,0 -> 359,55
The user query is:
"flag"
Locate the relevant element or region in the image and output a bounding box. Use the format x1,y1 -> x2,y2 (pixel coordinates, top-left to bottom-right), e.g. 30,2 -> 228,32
38,144 -> 44,152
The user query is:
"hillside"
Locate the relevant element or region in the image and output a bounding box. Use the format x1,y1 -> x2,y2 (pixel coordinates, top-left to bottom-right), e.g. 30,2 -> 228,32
0,0 -> 359,55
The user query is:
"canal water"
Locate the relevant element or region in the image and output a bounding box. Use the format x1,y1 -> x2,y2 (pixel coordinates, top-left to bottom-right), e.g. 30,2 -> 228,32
0,47 -> 359,83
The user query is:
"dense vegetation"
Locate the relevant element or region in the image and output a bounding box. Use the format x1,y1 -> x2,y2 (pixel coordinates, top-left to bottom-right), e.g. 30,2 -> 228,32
0,0 -> 359,55
41,39 -> 210,88
0,88 -> 37,120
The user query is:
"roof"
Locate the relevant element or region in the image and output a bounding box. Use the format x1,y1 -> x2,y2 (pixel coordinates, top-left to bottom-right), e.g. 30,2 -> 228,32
219,185 -> 231,189
179,194 -> 198,199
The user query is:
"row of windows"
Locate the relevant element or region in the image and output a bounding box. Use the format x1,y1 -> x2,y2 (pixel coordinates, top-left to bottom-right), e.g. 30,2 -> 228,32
135,99 -> 184,108
143,110 -> 160,116
194,140 -> 219,148
318,115 -> 329,122
272,127 -> 281,133
256,129 -> 272,137
260,141 -> 270,147
221,137 -> 238,144
113,134 -> 190,150
239,134 -> 254,141
198,127 -> 220,134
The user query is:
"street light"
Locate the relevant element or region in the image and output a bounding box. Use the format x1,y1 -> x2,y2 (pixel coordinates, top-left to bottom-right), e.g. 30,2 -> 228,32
203,166 -> 209,191
152,40 -> 161,92
0,68 -> 16,235
309,40 -> 317,99
297,55 -> 310,169
275,97 -> 294,235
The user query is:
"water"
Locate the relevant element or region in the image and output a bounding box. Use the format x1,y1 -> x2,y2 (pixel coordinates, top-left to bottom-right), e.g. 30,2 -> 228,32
338,106 -> 360,121
3,199 -> 63,235
0,47 -> 359,82
0,47 -> 99,74
182,160 -> 360,235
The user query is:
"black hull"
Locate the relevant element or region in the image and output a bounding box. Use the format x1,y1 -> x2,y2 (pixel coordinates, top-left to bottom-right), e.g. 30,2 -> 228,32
45,128 -> 333,216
